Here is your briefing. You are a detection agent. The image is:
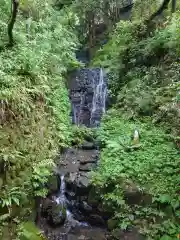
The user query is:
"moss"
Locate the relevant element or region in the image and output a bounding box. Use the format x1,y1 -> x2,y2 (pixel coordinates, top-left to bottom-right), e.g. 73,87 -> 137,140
107,218 -> 118,231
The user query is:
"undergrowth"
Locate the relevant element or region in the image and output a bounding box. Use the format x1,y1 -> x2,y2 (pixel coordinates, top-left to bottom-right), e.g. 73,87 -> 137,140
92,13 -> 180,138
91,8 -> 180,240
0,0 -> 79,238
92,109 -> 180,239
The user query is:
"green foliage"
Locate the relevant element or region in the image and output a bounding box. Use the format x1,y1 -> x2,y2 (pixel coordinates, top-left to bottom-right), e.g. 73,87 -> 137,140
91,6 -> 180,239
0,0 -> 79,238
132,0 -> 166,21
92,109 -> 180,239
71,125 -> 96,145
17,222 -> 46,240
92,12 -> 180,136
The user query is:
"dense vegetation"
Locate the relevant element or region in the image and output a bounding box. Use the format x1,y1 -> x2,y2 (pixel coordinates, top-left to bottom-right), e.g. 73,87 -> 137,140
0,0 -> 179,239
91,2 -> 180,239
0,0 -> 79,238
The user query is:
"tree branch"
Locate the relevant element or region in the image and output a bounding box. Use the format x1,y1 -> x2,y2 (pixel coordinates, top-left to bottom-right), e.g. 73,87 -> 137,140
147,0 -> 171,22
8,0 -> 19,47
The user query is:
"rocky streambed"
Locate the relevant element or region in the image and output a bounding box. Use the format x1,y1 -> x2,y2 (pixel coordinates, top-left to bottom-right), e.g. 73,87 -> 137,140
38,139 -> 143,240
38,138 -> 111,240
37,68 -> 144,240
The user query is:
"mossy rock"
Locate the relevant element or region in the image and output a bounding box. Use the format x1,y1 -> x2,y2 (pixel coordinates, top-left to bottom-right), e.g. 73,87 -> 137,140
88,187 -> 101,207
48,202 -> 66,226
47,174 -> 59,194
107,218 -> 118,231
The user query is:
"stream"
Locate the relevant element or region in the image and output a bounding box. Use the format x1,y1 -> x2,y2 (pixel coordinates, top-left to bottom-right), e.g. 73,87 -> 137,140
38,65 -> 144,240
39,68 -> 110,240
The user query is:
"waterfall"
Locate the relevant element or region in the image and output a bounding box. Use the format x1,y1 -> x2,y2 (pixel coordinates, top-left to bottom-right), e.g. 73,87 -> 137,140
54,68 -> 107,228
56,175 -> 66,205
90,68 -> 107,127
78,93 -> 85,125
55,174 -> 89,227
70,68 -> 107,127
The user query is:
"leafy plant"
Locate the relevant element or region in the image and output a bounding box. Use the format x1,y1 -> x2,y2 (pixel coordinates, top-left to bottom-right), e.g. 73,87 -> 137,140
92,110 -> 180,239
0,0 -> 79,238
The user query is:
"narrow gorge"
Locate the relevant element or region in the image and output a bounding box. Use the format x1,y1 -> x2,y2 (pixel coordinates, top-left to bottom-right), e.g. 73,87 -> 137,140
1,1 -> 179,239
39,68 -> 111,240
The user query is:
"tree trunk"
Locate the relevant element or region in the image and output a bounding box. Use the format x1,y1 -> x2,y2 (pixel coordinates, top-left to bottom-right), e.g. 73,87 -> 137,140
171,0 -> 176,12
147,0 -> 171,22
8,0 -> 19,46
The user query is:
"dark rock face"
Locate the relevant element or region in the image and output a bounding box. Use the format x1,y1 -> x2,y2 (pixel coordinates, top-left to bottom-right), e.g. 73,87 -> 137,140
41,198 -> 66,226
81,141 -> 96,150
68,68 -> 107,127
47,175 -> 60,195
48,203 -> 66,226
58,146 -> 98,198
110,228 -> 145,240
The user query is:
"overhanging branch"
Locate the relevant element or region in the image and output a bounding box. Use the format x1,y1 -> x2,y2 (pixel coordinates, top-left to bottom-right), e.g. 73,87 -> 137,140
147,0 -> 171,22
8,0 -> 19,46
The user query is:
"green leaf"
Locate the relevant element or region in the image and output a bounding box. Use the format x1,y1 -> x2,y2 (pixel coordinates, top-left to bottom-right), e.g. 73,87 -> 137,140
160,235 -> 173,240
0,214 -> 10,222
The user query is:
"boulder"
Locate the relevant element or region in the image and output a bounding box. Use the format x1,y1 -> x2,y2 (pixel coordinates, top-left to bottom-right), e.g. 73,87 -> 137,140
79,163 -> 96,171
41,198 -> 53,217
88,187 -> 101,207
111,228 -> 145,240
46,201 -> 66,226
81,141 -> 95,150
79,201 -> 92,213
87,214 -> 105,226
77,175 -> 91,194
107,218 -> 118,231
123,181 -> 152,206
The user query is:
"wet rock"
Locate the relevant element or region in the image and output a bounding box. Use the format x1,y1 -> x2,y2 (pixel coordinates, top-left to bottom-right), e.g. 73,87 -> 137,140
47,175 -> 59,194
41,198 -> 53,217
66,191 -> 76,201
67,226 -> 108,240
107,218 -> 118,231
79,163 -> 96,171
123,181 -> 151,205
111,228 -> 144,240
69,208 -> 85,222
47,202 -> 66,226
78,175 -> 90,189
79,158 -> 96,164
79,201 -> 93,213
42,198 -> 66,226
88,214 -> 105,226
78,149 -> 98,164
81,141 -> 95,150
88,187 -> 100,207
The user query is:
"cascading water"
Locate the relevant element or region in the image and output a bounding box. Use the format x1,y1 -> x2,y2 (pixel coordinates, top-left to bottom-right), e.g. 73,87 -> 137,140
55,175 -> 66,206
55,174 -> 88,227
90,68 -> 107,127
70,68 -> 107,127
40,68 -> 108,239
54,68 -> 107,227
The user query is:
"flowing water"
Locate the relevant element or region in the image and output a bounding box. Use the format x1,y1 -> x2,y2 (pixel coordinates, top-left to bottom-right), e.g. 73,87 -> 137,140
55,175 -> 89,228
40,68 -> 109,240
90,68 -> 107,127
70,68 -> 107,127
61,68 -> 107,223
